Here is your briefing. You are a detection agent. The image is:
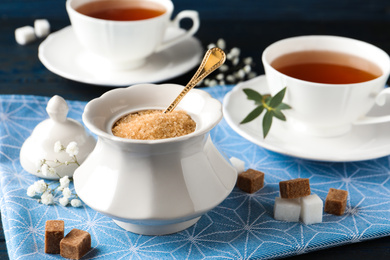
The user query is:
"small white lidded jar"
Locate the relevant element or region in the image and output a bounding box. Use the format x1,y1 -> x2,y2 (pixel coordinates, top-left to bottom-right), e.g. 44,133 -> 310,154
20,95 -> 96,179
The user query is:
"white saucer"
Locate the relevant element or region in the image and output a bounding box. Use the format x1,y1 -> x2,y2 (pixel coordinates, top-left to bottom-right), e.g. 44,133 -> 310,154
38,26 -> 203,87
223,75 -> 390,162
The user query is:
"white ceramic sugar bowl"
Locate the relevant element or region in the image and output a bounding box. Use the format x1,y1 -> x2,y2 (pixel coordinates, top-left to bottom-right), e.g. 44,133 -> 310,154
20,95 -> 96,179
73,84 -> 237,235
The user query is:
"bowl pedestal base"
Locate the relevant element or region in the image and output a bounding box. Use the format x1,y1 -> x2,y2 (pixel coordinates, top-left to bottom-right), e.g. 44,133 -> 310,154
113,217 -> 201,236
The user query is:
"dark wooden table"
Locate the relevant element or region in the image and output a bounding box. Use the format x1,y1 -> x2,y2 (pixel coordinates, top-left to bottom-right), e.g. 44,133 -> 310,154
2,0 -> 390,258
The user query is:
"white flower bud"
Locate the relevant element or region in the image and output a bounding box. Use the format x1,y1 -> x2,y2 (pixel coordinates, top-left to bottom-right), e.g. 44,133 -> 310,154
54,141 -> 62,153
66,141 -> 79,157
229,47 -> 241,58
62,187 -> 72,198
27,185 -> 36,197
248,72 -> 257,79
59,176 -> 70,191
235,70 -> 245,79
216,73 -> 224,80
59,197 -> 69,206
33,180 -> 47,193
244,57 -> 253,65
40,192 -> 54,205
218,64 -> 229,72
35,158 -> 45,168
232,57 -> 240,66
226,75 -> 235,82
216,38 -> 226,50
208,79 -> 218,87
243,64 -> 251,73
71,199 -> 82,207
203,78 -> 210,86
227,53 -> 234,60
207,43 -> 216,50
48,166 -> 56,176
41,164 -> 49,176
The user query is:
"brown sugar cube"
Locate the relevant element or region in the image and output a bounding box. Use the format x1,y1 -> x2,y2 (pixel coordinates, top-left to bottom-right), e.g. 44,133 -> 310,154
237,168 -> 265,193
45,220 -> 64,254
60,229 -> 91,260
279,178 -> 310,199
324,188 -> 348,216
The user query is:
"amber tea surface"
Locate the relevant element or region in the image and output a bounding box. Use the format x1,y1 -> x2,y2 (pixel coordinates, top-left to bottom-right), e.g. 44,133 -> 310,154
271,50 -> 382,84
76,0 -> 166,21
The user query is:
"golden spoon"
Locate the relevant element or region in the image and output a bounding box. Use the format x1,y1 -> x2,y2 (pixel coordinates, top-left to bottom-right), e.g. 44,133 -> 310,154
163,47 -> 226,113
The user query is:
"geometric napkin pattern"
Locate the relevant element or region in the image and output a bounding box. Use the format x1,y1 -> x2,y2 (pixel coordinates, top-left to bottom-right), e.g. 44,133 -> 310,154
1,88 -> 390,259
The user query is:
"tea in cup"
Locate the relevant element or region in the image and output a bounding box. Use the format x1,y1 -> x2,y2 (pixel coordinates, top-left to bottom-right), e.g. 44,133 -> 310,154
66,0 -> 200,70
262,35 -> 390,137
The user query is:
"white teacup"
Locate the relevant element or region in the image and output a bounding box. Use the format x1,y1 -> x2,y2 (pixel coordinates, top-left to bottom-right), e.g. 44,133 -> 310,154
66,0 -> 200,70
262,35 -> 390,137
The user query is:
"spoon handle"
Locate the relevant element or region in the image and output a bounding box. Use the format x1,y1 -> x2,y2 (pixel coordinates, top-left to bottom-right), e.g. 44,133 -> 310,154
163,47 -> 226,113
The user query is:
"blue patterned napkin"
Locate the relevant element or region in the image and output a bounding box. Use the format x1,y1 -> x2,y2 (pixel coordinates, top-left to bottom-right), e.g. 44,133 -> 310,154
1,87 -> 390,260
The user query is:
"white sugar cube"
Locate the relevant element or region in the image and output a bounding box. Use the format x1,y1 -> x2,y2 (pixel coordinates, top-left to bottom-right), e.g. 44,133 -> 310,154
300,194 -> 323,225
15,26 -> 36,45
34,19 -> 50,38
274,197 -> 301,222
229,157 -> 245,173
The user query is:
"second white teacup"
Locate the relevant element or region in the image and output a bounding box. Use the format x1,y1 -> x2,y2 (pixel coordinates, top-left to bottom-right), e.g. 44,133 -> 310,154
262,35 -> 390,137
66,0 -> 200,70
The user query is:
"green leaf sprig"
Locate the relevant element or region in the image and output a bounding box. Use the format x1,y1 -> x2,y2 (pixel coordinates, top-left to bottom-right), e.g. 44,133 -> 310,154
240,87 -> 291,138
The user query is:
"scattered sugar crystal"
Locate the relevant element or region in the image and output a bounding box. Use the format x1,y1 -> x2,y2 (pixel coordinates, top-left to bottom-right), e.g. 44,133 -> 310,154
15,26 -> 36,45
34,19 -> 50,38
229,157 -> 245,173
300,194 -> 323,225
274,197 -> 301,222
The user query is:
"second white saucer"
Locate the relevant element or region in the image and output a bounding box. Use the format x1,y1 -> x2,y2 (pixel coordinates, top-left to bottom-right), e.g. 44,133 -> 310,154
38,26 -> 203,87
223,75 -> 390,162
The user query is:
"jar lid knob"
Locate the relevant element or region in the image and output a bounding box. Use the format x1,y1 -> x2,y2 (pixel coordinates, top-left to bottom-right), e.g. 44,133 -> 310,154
46,95 -> 68,123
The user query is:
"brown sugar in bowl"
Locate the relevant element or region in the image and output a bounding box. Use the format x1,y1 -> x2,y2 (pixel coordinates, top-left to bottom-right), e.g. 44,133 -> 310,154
112,109 -> 196,140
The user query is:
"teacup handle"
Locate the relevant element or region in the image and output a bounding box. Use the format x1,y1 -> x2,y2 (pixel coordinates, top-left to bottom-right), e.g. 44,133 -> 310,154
354,88 -> 390,125
155,10 -> 200,52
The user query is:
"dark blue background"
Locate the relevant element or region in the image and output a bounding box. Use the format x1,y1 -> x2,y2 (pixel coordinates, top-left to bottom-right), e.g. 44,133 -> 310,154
2,0 -> 390,21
